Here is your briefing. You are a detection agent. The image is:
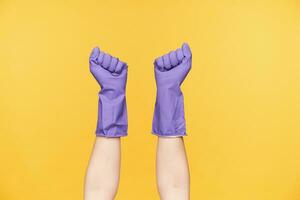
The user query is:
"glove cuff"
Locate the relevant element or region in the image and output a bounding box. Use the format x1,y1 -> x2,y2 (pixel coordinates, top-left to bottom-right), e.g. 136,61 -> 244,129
152,87 -> 187,137
95,93 -> 128,137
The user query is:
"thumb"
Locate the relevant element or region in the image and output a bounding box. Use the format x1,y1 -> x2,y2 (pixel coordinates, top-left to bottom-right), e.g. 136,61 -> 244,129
182,43 -> 192,61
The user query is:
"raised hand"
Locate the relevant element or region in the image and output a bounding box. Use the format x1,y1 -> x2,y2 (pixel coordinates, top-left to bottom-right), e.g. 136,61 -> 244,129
152,43 -> 192,136
89,47 -> 128,137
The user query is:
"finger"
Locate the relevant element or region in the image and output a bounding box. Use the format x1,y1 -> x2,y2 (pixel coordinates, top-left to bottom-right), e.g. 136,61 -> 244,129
97,51 -> 105,64
108,57 -> 118,72
176,48 -> 184,62
169,50 -> 179,66
89,47 -> 100,62
102,53 -> 112,69
182,43 -> 192,59
115,60 -> 126,74
154,57 -> 164,70
162,54 -> 172,70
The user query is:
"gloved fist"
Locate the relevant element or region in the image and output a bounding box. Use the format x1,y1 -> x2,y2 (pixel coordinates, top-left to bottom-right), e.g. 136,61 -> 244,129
89,47 -> 128,137
152,43 -> 192,137
89,47 -> 128,99
154,43 -> 192,88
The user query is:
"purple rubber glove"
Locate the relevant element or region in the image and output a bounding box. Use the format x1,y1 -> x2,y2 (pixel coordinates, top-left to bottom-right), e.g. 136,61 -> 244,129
152,43 -> 192,137
89,47 -> 128,137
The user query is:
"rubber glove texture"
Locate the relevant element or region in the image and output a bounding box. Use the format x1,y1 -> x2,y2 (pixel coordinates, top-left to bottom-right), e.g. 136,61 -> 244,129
152,43 -> 192,137
89,47 -> 128,137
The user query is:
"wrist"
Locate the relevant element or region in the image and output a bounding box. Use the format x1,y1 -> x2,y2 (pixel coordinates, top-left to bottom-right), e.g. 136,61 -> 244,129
156,83 -> 182,99
99,87 -> 126,101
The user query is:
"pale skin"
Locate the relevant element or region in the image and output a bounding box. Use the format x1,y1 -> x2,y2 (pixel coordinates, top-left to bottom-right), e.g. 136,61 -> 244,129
156,137 -> 190,200
85,44 -> 191,199
84,136 -> 190,200
84,137 -> 121,200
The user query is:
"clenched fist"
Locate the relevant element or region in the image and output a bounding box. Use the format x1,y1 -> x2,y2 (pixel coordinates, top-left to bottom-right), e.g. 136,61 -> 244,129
152,43 -> 192,137
89,47 -> 128,137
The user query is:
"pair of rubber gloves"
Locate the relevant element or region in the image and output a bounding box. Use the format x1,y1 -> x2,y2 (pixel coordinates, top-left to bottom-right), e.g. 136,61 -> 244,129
89,43 -> 192,137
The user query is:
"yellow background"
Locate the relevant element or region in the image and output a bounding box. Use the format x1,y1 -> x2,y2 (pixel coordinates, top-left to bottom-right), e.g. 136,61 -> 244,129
1,0 -> 300,199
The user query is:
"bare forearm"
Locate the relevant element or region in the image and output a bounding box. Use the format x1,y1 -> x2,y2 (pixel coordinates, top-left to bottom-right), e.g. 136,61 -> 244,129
84,137 -> 121,200
156,137 -> 190,200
